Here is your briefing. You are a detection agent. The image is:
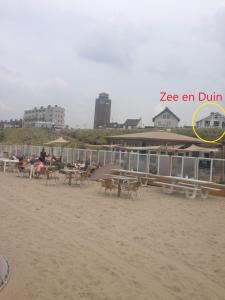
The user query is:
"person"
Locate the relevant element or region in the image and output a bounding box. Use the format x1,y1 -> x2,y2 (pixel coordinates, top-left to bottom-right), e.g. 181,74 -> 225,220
40,148 -> 47,163
34,158 -> 46,178
18,157 -> 25,173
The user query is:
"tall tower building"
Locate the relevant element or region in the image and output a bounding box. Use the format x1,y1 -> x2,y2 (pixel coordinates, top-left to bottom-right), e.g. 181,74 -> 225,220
94,92 -> 111,128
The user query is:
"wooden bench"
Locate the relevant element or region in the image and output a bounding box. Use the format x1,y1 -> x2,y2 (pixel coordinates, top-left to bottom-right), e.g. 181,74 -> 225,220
140,177 -> 156,187
178,182 -> 222,199
155,181 -> 201,199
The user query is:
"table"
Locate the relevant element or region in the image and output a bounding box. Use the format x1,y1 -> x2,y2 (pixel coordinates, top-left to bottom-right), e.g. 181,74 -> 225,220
63,169 -> 83,185
159,176 -> 221,199
105,174 -> 137,197
0,158 -> 19,173
111,169 -> 156,186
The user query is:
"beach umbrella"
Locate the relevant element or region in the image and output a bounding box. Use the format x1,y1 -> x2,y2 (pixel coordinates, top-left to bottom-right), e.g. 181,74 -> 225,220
45,137 -> 69,165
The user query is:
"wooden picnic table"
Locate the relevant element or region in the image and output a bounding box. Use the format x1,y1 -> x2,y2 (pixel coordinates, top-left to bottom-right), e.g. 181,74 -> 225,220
104,174 -> 137,197
63,169 -> 82,185
156,176 -> 221,199
111,169 -> 156,186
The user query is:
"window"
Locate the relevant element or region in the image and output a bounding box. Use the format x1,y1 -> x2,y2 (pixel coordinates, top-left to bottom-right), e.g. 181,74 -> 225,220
214,121 -> 219,127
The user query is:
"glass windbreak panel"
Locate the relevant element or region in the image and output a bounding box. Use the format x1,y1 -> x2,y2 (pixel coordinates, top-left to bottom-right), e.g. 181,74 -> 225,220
158,155 -> 170,176
62,148 -> 73,163
183,157 -> 196,179
121,152 -> 129,170
79,150 -> 87,162
105,151 -> 113,164
171,157 -> 182,177
98,151 -> 105,166
149,155 -> 158,174
52,146 -> 61,158
73,149 -> 79,161
86,150 -> 92,163
212,159 -> 225,184
129,153 -> 138,171
138,154 -> 148,173
90,151 -> 98,164
198,159 -> 211,181
113,151 -> 120,165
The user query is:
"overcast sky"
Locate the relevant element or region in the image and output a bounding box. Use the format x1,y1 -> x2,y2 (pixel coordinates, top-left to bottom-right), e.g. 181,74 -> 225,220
0,0 -> 225,127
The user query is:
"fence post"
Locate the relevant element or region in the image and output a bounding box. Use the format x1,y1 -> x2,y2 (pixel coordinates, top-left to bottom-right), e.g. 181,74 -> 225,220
97,151 -> 100,164
137,153 -> 139,172
90,151 -> 92,166
210,159 -> 213,182
119,151 -> 121,167
181,156 -> 184,178
196,158 -> 199,179
146,153 -> 149,173
170,156 -> 172,176
157,155 -> 160,175
104,151 -> 106,166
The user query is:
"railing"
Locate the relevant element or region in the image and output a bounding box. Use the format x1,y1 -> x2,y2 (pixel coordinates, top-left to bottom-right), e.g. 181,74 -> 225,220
0,144 -> 224,184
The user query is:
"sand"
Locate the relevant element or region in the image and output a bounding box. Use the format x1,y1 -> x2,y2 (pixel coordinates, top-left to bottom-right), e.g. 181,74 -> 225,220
0,172 -> 225,300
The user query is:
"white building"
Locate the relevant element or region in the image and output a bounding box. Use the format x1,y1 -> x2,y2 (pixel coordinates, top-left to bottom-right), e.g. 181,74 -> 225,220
34,121 -> 55,129
196,112 -> 225,128
123,118 -> 142,129
152,107 -> 180,128
23,105 -> 65,129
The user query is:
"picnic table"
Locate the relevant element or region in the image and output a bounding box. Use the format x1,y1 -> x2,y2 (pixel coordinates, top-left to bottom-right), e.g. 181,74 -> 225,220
0,158 -> 19,173
62,169 -> 88,186
111,169 -> 156,186
105,174 -> 137,197
62,169 -> 81,185
155,176 -> 221,199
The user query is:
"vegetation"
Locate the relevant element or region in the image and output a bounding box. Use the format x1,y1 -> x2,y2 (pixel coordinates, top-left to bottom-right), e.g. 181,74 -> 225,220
0,127 -> 224,148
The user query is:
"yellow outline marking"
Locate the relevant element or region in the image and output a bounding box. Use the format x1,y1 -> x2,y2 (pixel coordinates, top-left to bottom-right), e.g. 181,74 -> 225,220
192,102 -> 225,143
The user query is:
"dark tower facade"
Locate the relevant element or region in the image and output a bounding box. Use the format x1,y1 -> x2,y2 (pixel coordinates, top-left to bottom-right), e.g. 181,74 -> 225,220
94,93 -> 111,128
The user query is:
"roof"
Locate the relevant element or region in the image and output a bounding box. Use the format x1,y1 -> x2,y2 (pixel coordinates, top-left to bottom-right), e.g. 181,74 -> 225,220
108,145 -> 184,151
196,112 -> 225,123
107,131 -> 201,143
124,119 -> 141,127
178,144 -> 220,153
152,107 -> 180,122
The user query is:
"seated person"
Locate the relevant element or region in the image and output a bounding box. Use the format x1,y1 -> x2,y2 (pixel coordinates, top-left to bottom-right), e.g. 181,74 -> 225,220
18,157 -> 25,173
33,158 -> 46,178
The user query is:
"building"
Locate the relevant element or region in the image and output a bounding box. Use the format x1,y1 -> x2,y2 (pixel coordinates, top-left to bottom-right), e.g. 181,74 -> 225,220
107,131 -> 202,147
152,107 -> 180,128
0,119 -> 23,128
34,121 -> 55,129
106,122 -> 123,129
123,119 -> 142,129
196,112 -> 225,128
23,105 -> 65,129
94,93 -> 111,129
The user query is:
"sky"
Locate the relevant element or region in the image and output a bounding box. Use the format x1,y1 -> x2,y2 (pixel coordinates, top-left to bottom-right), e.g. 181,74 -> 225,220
0,0 -> 225,128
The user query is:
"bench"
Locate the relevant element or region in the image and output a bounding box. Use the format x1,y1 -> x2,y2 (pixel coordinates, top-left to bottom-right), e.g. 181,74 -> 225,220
178,182 -> 222,198
140,177 -> 156,187
155,181 -> 201,199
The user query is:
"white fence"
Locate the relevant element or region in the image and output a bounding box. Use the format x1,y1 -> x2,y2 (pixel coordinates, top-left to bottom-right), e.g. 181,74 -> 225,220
0,144 -> 224,184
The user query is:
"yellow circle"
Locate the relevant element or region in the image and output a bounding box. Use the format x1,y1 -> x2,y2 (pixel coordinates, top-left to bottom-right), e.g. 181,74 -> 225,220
192,102 -> 225,143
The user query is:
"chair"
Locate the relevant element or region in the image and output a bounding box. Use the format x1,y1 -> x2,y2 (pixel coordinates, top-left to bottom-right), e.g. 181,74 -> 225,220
99,178 -> 117,194
75,170 -> 90,186
122,181 -> 141,199
45,169 -> 59,185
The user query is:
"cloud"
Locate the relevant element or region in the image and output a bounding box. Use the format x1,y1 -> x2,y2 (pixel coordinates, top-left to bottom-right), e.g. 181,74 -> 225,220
75,16 -> 147,67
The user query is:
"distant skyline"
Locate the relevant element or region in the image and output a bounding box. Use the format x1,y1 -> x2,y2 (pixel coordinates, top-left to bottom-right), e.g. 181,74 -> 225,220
0,0 -> 225,128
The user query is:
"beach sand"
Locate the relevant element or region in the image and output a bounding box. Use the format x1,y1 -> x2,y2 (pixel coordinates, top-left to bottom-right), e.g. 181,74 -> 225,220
0,172 -> 225,300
